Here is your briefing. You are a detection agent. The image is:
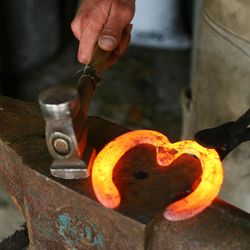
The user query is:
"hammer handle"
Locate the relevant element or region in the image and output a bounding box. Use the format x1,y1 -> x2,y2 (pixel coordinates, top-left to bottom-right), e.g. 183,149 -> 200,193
77,45 -> 111,122
89,45 -> 112,74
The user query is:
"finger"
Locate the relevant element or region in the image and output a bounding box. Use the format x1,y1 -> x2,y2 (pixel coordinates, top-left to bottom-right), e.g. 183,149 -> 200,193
98,3 -> 134,51
78,20 -> 103,64
116,23 -> 132,57
71,16 -> 81,40
102,54 -> 118,70
71,3 -> 87,40
103,24 -> 132,70
98,17 -> 123,51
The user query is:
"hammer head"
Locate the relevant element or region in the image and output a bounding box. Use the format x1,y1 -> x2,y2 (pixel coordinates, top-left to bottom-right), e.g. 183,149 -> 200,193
38,46 -> 110,179
38,85 -> 96,179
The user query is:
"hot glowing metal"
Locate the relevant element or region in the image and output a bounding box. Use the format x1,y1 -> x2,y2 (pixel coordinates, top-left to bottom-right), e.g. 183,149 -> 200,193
92,130 -> 223,221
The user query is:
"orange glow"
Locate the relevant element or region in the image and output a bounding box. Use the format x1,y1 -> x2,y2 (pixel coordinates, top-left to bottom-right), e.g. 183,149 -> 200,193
92,130 -> 223,221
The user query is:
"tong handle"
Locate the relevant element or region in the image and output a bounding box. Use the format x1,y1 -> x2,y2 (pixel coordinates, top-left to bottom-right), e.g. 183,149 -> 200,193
195,108 -> 250,160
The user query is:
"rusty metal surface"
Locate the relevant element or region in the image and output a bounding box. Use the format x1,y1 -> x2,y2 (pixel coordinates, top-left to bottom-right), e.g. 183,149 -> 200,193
146,199 -> 250,249
0,95 -> 250,249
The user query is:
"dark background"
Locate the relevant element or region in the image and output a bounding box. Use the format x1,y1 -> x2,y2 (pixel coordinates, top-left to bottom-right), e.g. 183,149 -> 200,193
0,0 -> 196,141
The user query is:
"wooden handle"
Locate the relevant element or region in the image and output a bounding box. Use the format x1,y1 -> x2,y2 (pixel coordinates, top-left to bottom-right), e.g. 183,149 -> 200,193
89,45 -> 112,74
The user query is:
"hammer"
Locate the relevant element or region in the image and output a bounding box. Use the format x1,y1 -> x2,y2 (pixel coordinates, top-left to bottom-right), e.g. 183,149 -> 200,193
38,46 -> 110,179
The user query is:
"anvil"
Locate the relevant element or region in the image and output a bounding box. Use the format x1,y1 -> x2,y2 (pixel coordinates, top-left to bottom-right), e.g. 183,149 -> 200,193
0,96 -> 250,249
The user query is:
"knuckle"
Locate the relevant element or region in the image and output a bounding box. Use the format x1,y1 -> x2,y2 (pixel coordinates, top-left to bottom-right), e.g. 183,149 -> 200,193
79,12 -> 91,27
70,19 -> 79,35
115,0 -> 135,21
83,2 -> 108,25
80,7 -> 107,33
104,24 -> 121,36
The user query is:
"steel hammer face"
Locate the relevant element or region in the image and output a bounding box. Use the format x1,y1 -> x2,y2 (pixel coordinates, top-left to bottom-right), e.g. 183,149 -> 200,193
38,85 -> 96,179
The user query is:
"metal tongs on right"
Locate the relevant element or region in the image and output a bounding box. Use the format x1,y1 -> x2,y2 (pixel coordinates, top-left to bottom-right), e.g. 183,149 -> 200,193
195,109 -> 250,160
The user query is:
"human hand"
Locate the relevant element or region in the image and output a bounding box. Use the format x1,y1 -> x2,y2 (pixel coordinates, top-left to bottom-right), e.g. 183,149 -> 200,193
71,0 -> 135,69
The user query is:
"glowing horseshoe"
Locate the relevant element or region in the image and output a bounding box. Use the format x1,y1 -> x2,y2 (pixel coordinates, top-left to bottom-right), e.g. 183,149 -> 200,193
92,130 -> 223,221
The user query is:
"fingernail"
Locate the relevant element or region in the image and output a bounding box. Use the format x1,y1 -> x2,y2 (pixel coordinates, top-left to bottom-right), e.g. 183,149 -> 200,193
99,36 -> 117,50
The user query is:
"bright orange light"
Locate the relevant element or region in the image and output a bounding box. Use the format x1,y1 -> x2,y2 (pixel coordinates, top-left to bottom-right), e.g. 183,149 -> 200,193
92,130 -> 223,221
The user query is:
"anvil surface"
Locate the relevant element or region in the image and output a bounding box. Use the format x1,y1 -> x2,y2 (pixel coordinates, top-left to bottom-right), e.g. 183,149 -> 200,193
0,95 -> 250,250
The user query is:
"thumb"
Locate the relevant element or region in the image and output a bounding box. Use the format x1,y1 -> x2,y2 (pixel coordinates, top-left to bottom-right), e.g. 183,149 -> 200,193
98,19 -> 123,51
